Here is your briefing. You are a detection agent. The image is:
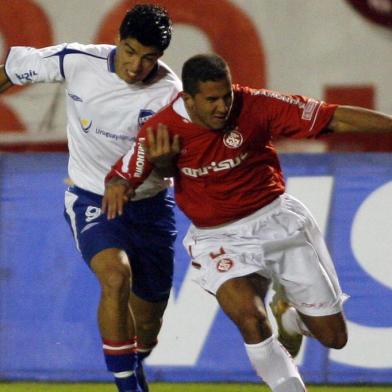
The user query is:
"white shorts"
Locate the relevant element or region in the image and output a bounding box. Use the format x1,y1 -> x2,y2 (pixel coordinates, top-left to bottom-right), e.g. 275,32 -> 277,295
183,193 -> 345,317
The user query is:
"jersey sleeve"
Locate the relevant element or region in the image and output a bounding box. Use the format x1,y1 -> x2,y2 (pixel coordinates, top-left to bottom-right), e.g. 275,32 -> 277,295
4,43 -> 68,85
105,126 -> 154,189
261,90 -> 337,139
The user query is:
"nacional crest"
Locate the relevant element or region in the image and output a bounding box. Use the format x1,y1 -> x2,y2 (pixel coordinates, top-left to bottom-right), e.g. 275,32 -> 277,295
138,109 -> 155,127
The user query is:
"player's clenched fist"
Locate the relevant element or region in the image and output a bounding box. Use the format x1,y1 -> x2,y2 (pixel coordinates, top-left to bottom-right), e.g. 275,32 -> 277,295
102,176 -> 134,220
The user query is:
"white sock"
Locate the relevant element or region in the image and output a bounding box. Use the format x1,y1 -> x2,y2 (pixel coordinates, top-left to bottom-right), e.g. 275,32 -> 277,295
281,307 -> 310,336
244,335 -> 306,391
113,370 -> 134,378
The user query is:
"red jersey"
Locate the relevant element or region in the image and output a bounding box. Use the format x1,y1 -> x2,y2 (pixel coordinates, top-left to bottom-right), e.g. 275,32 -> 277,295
108,85 -> 336,227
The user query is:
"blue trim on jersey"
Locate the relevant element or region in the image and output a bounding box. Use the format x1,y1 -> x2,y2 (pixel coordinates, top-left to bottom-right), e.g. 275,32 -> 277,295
108,48 -> 116,73
44,47 -> 107,79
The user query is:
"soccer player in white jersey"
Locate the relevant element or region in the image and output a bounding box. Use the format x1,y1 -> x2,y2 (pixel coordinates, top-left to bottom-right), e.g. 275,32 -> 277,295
103,54 -> 392,391
0,5 -> 182,392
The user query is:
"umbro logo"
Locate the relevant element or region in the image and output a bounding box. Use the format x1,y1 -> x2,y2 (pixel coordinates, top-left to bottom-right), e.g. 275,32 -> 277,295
68,93 -> 83,102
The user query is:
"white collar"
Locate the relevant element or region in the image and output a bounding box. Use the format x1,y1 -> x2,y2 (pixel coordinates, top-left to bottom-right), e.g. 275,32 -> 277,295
173,96 -> 192,121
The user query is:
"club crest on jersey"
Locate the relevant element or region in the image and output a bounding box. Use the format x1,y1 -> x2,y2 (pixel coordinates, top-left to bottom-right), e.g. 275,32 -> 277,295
138,109 -> 155,127
216,258 -> 234,272
80,118 -> 92,133
223,127 -> 243,149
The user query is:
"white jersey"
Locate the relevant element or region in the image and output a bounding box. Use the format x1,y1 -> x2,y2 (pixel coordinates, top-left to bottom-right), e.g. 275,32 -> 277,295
5,43 -> 182,197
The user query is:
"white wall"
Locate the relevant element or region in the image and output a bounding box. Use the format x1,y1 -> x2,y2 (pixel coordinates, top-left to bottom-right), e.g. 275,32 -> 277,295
1,0 -> 392,143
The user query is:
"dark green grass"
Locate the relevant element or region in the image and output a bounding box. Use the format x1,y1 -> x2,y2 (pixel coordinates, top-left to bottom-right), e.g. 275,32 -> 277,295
0,383 -> 391,391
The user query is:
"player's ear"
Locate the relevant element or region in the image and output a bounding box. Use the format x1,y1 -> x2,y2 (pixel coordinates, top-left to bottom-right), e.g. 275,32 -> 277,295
183,92 -> 194,109
115,34 -> 121,46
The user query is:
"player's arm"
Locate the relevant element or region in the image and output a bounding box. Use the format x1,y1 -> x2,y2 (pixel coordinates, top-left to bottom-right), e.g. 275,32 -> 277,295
102,127 -> 154,219
144,123 -> 180,177
102,123 -> 180,219
327,105 -> 392,133
0,65 -> 13,94
102,175 -> 135,220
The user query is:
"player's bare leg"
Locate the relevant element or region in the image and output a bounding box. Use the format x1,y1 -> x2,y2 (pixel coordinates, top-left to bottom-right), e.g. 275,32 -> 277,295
271,292 -> 347,356
91,249 -> 134,339
129,292 -> 168,391
91,248 -> 142,392
270,287 -> 305,358
129,292 -> 167,350
299,311 -> 347,349
216,274 -> 306,391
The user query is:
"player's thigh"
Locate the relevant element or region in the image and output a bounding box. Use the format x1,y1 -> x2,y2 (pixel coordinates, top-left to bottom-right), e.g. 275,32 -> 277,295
125,192 -> 177,303
276,234 -> 341,315
299,311 -> 348,348
216,274 -> 270,324
90,248 -> 131,279
267,199 -> 343,317
64,186 -> 130,267
129,228 -> 175,303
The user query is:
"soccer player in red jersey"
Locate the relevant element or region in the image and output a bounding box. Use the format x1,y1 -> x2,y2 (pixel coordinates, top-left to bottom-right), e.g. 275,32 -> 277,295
103,54 -> 392,391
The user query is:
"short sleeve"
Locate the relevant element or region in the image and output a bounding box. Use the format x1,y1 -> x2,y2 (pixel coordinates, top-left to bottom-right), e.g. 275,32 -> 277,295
262,90 -> 337,139
5,44 -> 68,85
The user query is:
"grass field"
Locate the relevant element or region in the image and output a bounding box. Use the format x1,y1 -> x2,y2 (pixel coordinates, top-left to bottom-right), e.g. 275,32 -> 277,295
0,383 -> 391,391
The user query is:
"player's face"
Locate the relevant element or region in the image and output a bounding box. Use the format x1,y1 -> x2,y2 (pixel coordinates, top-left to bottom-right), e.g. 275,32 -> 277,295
185,77 -> 233,130
115,37 -> 162,83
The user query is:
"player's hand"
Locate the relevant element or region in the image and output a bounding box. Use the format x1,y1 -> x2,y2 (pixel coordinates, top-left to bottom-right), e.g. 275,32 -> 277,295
143,123 -> 180,176
102,176 -> 135,220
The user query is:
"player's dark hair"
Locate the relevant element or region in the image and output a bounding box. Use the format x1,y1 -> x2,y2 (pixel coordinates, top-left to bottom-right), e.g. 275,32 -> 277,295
182,54 -> 230,96
119,4 -> 172,51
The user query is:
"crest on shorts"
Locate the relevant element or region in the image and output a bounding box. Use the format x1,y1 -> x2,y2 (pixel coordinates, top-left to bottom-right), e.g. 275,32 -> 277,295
223,127 -> 243,149
216,258 -> 234,272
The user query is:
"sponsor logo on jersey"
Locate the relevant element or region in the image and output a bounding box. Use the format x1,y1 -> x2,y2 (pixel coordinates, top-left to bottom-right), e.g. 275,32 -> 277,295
95,128 -> 135,143
181,152 -> 249,178
223,128 -> 243,148
216,258 -> 234,272
15,69 -> 38,82
80,118 -> 92,133
252,89 -> 307,109
68,93 -> 83,102
134,138 -> 146,177
138,109 -> 155,127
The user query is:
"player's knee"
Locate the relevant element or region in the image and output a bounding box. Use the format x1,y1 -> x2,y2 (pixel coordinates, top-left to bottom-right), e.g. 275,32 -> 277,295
91,250 -> 131,293
236,310 -> 271,341
137,317 -> 162,334
320,330 -> 348,349
95,264 -> 131,298
103,269 -> 130,290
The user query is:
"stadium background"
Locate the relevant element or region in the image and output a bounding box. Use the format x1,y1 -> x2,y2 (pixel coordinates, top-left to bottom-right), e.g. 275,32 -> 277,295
1,0 -> 392,386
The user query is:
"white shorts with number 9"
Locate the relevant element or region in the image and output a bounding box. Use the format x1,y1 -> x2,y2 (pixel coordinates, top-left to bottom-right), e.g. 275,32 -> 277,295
183,193 -> 346,317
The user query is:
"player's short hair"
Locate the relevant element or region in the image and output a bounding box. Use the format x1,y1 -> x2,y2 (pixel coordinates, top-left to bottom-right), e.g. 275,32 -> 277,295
119,4 -> 172,51
182,54 -> 231,96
